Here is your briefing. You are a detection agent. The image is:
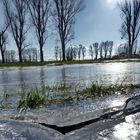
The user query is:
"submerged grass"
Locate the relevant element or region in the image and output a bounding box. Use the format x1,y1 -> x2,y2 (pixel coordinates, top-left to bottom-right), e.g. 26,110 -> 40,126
17,83 -> 73,111
76,83 -> 128,99
17,81 -> 140,111
18,90 -> 46,108
18,89 -> 47,109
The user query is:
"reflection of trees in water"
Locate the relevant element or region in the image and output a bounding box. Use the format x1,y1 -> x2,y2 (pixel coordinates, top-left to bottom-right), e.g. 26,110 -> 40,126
18,68 -> 27,93
61,67 -> 66,86
40,67 -> 45,93
1,70 -> 9,94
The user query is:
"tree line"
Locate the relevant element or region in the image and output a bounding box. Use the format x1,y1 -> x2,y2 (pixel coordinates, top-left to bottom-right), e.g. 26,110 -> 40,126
0,0 -> 83,63
54,41 -> 114,61
0,48 -> 38,63
116,40 -> 140,58
0,0 -> 140,63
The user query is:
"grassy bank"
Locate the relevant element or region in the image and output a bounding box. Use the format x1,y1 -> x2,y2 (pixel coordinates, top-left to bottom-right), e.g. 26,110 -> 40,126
0,60 -> 104,67
0,61 -> 57,67
0,58 -> 140,67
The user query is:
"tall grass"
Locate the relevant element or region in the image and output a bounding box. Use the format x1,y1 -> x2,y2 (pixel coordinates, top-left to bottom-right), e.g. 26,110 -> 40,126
18,89 -> 47,109
17,83 -> 72,111
76,82 -> 128,99
16,81 -> 140,111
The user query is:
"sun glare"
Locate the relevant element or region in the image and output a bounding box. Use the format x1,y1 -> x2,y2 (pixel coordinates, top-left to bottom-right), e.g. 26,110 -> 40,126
107,0 -> 112,3
106,0 -> 123,8
107,0 -> 122,4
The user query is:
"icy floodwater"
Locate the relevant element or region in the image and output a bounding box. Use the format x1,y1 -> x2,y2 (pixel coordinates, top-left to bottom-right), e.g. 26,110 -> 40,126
0,62 -> 139,139
0,62 -> 140,92
64,112 -> 140,140
0,62 -> 139,123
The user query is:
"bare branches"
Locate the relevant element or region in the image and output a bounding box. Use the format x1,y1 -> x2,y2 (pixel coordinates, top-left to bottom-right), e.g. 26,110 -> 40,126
0,21 -> 9,63
119,0 -> 140,58
3,0 -> 29,62
26,0 -> 50,62
52,0 -> 84,61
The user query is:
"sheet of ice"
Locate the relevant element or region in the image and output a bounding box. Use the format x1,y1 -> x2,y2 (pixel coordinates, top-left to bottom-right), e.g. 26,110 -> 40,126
0,120 -> 63,140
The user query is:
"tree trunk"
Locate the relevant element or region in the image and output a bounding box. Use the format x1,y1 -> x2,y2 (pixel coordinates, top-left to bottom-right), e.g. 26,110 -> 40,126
1,51 -> 5,63
110,52 -> 112,58
61,41 -> 65,61
18,48 -> 23,63
105,53 -> 107,59
128,44 -> 133,58
40,47 -> 44,62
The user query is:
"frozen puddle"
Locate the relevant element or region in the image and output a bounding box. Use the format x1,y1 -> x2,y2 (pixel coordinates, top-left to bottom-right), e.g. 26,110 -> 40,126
0,120 -> 63,140
0,94 -> 140,139
64,112 -> 140,140
64,95 -> 140,139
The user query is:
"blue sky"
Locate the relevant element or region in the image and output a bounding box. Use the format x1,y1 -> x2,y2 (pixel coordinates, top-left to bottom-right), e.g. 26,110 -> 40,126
0,0 -> 124,60
47,0 -> 123,59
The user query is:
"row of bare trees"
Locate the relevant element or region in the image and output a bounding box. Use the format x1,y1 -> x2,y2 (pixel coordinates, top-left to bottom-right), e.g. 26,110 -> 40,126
54,41 -> 113,61
1,0 -> 83,63
89,41 -> 113,60
2,0 -> 139,62
22,48 -> 38,62
52,0 -> 83,61
116,40 -> 140,58
3,0 -> 50,62
0,48 -> 38,63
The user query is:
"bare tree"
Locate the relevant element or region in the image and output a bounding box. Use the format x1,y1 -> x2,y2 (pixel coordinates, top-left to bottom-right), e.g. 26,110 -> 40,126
81,45 -> 86,60
89,45 -> 94,60
54,46 -> 59,61
26,0 -> 50,62
59,47 -> 62,61
137,44 -> 140,55
5,50 -> 16,62
22,49 -> 30,61
119,0 -> 140,58
73,46 -> 77,60
109,41 -> 113,58
78,44 -> 82,60
0,24 -> 9,63
32,48 -> 38,62
100,42 -> 104,59
93,43 -> 99,59
66,46 -> 73,61
5,50 -> 10,62
52,0 -> 84,61
103,41 -> 109,59
23,48 -> 38,62
133,40 -> 138,55
117,42 -> 129,57
3,0 -> 29,62
10,50 -> 16,62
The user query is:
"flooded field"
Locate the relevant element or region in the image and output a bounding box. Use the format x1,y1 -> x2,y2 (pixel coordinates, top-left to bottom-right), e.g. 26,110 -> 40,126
0,62 -> 140,92
0,62 -> 140,139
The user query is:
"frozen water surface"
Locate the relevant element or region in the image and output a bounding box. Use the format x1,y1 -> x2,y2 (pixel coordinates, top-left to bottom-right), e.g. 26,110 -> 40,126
0,63 -> 139,139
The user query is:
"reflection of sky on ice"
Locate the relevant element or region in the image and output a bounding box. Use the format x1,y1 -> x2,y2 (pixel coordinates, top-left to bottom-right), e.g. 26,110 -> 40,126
0,63 -> 139,139
114,122 -> 137,139
104,63 -> 132,84
95,114 -> 140,140
110,99 -> 124,107
0,63 -> 139,94
114,115 -> 139,140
